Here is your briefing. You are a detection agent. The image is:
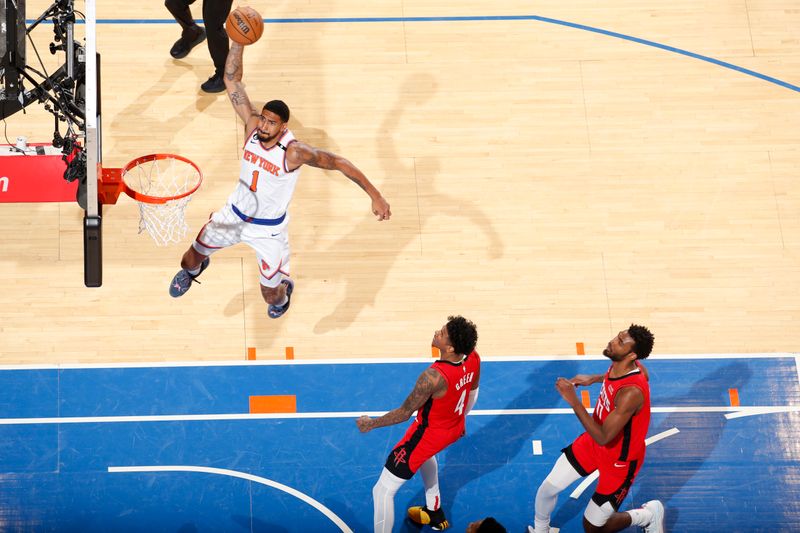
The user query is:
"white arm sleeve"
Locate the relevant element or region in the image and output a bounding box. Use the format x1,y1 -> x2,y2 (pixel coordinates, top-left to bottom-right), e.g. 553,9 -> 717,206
465,387 -> 479,415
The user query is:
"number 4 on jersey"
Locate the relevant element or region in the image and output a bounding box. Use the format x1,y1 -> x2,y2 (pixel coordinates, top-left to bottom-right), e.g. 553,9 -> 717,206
454,389 -> 467,416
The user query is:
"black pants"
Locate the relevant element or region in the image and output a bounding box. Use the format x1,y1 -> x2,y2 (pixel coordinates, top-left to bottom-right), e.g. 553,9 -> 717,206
164,0 -> 234,74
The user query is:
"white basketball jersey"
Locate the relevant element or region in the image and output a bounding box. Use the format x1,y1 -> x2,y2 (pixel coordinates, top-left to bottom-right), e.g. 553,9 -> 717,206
227,129 -> 301,220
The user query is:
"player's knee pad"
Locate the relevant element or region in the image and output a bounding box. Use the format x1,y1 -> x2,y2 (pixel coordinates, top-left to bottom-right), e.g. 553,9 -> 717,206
583,498 -> 615,527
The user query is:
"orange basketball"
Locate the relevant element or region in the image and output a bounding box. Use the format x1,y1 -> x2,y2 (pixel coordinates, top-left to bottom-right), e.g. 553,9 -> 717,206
225,6 -> 264,45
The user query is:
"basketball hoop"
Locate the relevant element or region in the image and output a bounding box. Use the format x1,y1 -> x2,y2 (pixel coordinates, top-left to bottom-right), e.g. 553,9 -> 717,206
99,154 -> 202,246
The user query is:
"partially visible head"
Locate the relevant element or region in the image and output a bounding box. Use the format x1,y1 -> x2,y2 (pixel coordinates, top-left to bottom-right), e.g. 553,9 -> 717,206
466,517 -> 507,533
255,100 -> 290,143
627,323 -> 654,360
603,323 -> 654,362
263,100 -> 290,122
433,315 -> 478,357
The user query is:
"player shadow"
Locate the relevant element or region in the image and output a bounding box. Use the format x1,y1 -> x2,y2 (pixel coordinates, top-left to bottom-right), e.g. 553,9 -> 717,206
633,362 -> 751,532
107,59 -> 217,155
313,73 -> 504,334
551,362 -> 753,532
400,360 -> 579,531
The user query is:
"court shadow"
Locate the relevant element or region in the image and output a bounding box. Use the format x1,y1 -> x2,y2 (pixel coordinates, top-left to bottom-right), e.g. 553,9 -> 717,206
313,73 -> 503,334
289,116 -> 340,154
108,60 -> 215,151
399,361 -> 578,531
632,362 -> 752,532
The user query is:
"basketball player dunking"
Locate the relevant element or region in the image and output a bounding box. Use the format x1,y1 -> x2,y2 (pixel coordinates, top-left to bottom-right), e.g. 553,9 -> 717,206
357,316 -> 481,532
169,42 -> 391,317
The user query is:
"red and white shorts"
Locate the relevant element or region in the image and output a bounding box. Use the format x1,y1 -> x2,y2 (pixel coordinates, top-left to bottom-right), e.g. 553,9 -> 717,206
563,432 -> 644,510
384,421 -> 464,480
192,205 -> 290,288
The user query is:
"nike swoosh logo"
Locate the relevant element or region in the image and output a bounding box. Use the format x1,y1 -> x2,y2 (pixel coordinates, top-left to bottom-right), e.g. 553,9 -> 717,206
271,233 -> 280,237
613,462 -> 627,468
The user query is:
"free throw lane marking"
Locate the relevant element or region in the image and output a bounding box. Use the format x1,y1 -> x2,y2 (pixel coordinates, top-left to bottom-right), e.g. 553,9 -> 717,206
728,388 -> 740,407
532,440 -> 543,455
249,395 -> 297,414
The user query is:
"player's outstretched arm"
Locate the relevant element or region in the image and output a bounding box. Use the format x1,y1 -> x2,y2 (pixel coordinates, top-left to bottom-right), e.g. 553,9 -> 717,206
556,377 -> 642,445
287,142 -> 392,221
356,368 -> 444,433
569,374 -> 604,387
223,42 -> 260,131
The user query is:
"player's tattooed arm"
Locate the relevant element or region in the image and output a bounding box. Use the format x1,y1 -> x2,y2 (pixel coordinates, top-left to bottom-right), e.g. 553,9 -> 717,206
223,42 -> 259,127
287,142 -> 392,221
356,369 -> 444,433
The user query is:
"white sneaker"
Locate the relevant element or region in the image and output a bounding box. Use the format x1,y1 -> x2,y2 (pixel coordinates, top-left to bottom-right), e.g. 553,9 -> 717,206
642,500 -> 665,533
527,525 -> 554,533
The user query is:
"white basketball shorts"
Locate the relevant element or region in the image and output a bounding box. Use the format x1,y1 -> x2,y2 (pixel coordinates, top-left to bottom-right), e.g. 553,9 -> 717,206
191,205 -> 290,288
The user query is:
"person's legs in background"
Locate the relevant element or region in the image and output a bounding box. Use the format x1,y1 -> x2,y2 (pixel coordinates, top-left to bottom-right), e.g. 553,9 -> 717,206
164,0 -> 206,60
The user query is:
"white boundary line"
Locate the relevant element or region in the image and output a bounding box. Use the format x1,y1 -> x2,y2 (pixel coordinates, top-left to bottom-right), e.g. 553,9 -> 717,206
725,406 -> 800,419
0,352 -> 795,370
108,465 -> 352,532
796,356 -> 800,387
569,428 -> 680,500
0,406 -> 790,425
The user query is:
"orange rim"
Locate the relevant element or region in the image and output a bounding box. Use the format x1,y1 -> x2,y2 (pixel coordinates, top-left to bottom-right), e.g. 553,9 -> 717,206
121,153 -> 203,205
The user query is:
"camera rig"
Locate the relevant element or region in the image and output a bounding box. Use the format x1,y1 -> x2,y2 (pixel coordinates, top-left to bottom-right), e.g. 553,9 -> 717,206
1,0 -> 88,182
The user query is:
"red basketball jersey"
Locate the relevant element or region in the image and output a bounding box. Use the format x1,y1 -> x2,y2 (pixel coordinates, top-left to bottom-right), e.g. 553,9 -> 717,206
414,351 -> 481,433
592,363 -> 651,461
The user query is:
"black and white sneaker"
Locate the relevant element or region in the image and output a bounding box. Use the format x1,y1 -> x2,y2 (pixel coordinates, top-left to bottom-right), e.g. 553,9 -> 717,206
267,278 -> 294,318
169,257 -> 210,298
407,505 -> 449,531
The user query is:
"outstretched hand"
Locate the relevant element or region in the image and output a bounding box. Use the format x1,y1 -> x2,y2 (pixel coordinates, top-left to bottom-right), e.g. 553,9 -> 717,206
372,196 -> 391,221
356,415 -> 374,433
555,377 -> 580,407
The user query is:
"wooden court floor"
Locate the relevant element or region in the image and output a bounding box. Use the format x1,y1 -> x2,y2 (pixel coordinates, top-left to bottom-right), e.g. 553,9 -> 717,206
1,1 -> 799,363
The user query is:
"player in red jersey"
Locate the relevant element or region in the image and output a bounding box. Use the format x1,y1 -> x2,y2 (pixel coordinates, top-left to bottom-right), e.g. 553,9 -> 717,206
357,316 -> 480,532
529,324 -> 665,533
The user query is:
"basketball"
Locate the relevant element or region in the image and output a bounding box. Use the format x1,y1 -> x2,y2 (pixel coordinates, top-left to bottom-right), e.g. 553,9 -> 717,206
225,6 -> 264,45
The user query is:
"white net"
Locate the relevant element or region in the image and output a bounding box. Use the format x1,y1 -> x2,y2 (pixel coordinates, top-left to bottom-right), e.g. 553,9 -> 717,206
122,155 -> 202,246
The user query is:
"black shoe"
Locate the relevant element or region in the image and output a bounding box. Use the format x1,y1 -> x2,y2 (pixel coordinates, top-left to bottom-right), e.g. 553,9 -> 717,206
267,278 -> 294,319
200,72 -> 225,93
170,27 -> 206,59
169,257 -> 210,298
407,506 -> 449,531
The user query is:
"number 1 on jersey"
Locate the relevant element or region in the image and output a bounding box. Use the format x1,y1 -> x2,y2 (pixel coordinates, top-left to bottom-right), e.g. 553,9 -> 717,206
249,170 -> 260,192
